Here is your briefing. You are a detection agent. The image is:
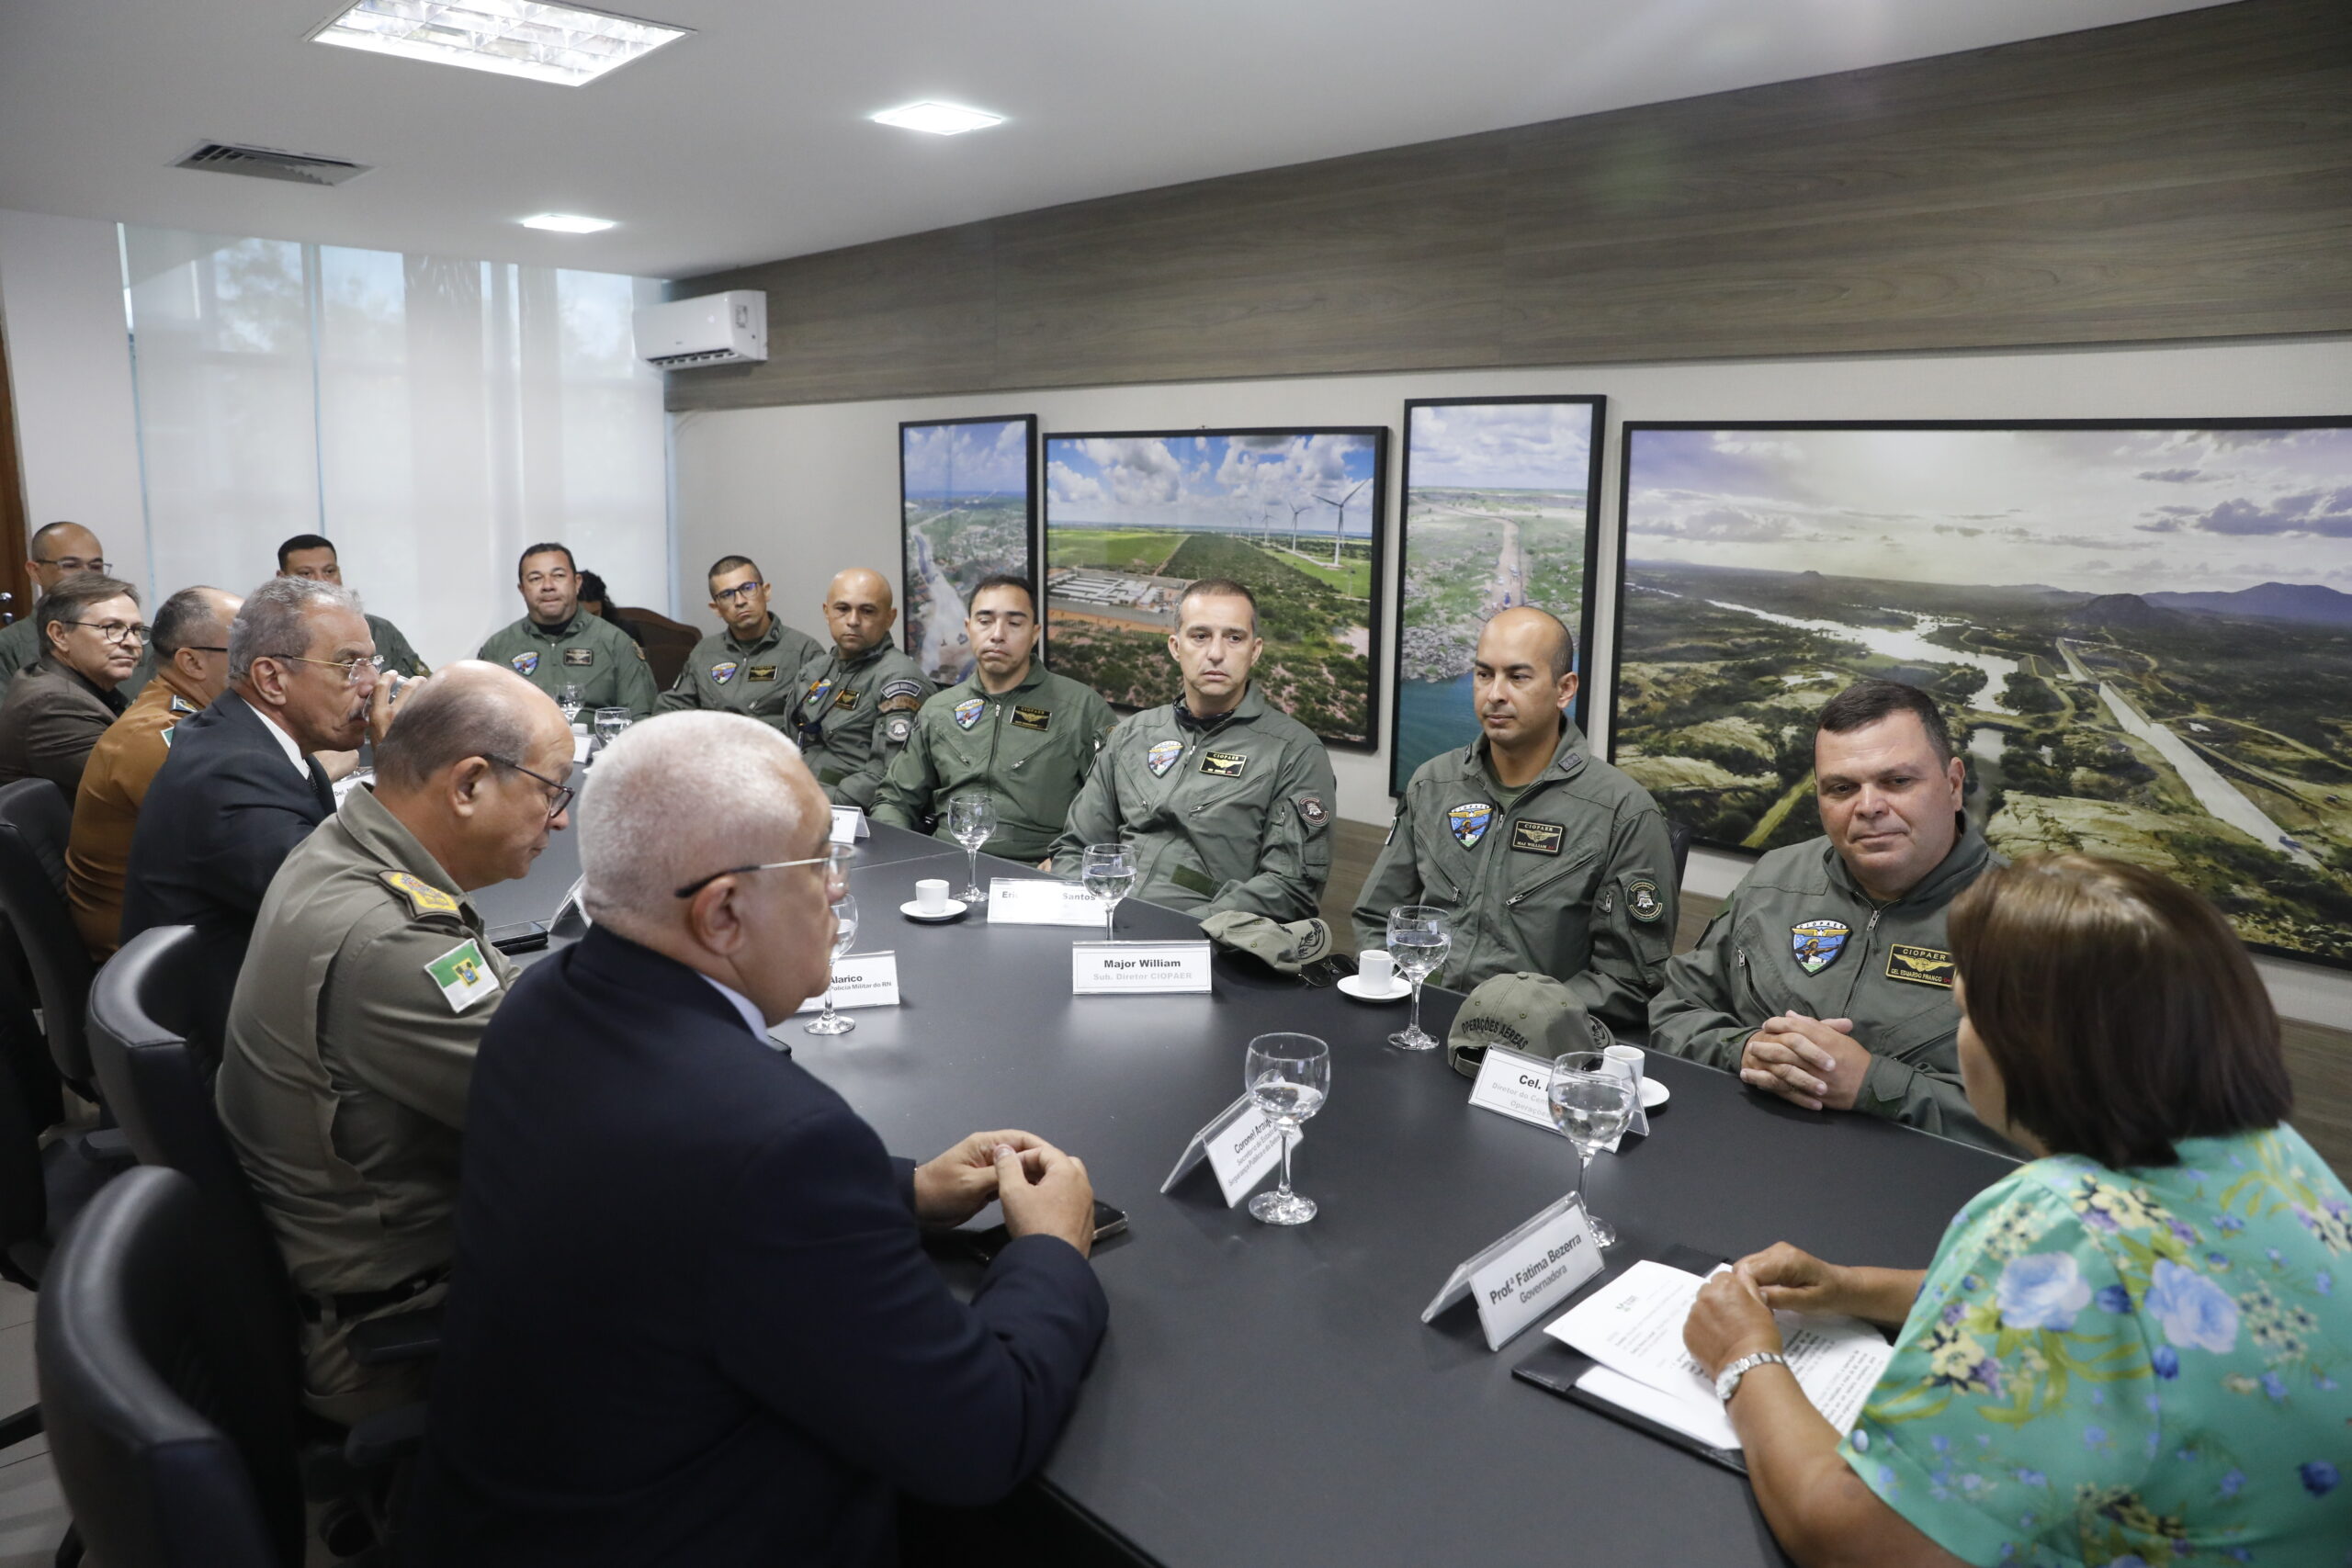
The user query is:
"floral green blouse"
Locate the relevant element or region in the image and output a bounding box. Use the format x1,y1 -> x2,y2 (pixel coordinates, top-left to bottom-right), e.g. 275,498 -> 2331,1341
1840,1124 -> 2352,1566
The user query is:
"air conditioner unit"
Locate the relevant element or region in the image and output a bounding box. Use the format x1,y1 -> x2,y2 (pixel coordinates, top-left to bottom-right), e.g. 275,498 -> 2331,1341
633,290 -> 767,368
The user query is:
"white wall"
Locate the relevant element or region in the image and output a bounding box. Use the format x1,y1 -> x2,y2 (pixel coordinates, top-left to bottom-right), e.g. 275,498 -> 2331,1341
0,209 -> 149,597
673,334 -> 2352,1021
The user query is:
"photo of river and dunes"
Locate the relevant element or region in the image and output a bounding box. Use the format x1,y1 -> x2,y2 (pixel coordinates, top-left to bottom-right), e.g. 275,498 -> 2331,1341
900,417 -> 1036,687
1611,422 -> 2352,967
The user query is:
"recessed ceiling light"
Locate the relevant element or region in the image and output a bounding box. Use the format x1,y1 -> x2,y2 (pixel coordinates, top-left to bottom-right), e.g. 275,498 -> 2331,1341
520,212 -> 616,232
311,1 -> 689,88
870,101 -> 1005,136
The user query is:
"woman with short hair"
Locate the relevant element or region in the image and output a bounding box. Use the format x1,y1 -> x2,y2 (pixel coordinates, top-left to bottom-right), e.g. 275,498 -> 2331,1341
1683,853 -> 2351,1566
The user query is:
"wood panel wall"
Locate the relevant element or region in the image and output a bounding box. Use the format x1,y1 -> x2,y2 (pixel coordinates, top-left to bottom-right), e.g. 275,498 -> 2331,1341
667,0 -> 2352,412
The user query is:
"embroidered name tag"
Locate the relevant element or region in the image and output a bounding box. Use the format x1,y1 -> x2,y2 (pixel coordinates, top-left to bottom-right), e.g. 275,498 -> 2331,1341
833,688 -> 860,710
1199,750 -> 1247,778
1510,818 -> 1565,855
1885,944 -> 1956,987
748,665 -> 777,682
1012,705 -> 1051,732
562,648 -> 594,667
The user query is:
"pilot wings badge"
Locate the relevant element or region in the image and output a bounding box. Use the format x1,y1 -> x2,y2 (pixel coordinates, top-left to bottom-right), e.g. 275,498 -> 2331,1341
1792,919 -> 1851,976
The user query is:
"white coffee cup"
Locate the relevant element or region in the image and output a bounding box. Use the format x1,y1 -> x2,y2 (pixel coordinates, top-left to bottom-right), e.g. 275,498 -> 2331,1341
1603,1043 -> 1645,1088
1358,949 -> 1395,987
914,878 -> 950,915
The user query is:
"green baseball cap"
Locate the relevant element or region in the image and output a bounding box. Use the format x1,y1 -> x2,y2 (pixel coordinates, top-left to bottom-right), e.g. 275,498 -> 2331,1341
1445,971 -> 1614,1077
1199,910 -> 1335,975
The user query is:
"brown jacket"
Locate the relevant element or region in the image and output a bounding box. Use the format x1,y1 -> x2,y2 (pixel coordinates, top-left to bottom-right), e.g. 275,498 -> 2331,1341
0,656 -> 128,799
68,665 -> 208,957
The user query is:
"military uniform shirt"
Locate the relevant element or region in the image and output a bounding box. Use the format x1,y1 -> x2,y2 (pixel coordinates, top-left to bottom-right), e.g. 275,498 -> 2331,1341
1352,720 -> 1675,1035
67,664 -> 208,957
786,637 -> 932,810
656,615 -> 825,729
368,613 -> 429,678
0,616 -> 152,706
872,662 -> 1118,862
477,610 -> 656,716
1646,823 -> 2013,1152
216,784 -> 518,1413
1048,683 -> 1337,921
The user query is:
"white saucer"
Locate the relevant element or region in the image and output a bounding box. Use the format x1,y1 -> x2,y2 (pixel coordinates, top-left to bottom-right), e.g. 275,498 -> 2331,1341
1640,1078 -> 1669,1110
1338,974 -> 1412,1002
900,898 -> 968,922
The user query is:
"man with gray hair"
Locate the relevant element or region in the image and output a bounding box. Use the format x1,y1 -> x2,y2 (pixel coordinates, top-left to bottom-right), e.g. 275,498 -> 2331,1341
123,575 -> 415,1054
218,661 -> 571,1423
67,585 -> 242,956
0,572 -> 144,795
413,712 -> 1110,1563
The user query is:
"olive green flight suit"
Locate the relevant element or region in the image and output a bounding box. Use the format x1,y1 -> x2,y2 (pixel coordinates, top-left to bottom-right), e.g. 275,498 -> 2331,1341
1048,684 -> 1337,921
216,784 -> 522,1423
367,613 -> 430,678
477,610 -> 656,716
786,637 -> 933,809
1647,823 -> 2015,1153
655,615 -> 825,729
1352,720 -> 1675,1035
872,662 -> 1119,862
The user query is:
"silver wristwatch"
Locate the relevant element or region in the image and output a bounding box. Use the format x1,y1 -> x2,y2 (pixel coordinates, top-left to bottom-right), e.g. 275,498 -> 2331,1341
1713,1350 -> 1788,1404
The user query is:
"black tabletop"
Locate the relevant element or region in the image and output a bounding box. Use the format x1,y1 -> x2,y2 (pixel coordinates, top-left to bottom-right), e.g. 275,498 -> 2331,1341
695,827 -> 2012,1568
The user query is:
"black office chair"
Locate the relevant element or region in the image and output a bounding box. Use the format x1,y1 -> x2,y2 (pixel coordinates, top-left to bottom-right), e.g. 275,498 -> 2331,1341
0,779 -> 101,1101
1667,818 -> 1694,895
36,1165 -> 306,1568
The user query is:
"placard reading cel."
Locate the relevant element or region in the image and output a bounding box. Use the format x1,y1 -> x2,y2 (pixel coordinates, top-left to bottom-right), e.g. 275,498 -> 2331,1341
987,878 -> 1106,927
1466,1045 -> 1567,1135
1159,1091 -> 1296,1208
1071,942 -> 1212,995
786,952 -> 900,1014
1421,1192 -> 1603,1351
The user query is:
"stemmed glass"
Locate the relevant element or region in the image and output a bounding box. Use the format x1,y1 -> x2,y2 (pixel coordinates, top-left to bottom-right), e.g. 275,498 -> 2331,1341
1385,905 -> 1452,1051
594,706 -> 628,751
1548,1051 -> 1636,1247
804,893 -> 860,1036
947,794 -> 998,904
1081,842 -> 1135,938
558,682 -> 584,726
1245,1032 -> 1329,1226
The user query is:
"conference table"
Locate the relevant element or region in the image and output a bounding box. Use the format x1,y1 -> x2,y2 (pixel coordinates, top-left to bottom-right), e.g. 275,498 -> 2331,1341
490,815 -> 2011,1568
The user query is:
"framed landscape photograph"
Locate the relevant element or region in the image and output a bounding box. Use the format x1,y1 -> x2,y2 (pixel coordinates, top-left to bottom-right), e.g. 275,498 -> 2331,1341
899,415 -> 1038,685
1389,396 -> 1605,795
1042,428 -> 1388,750
1608,418 -> 2352,968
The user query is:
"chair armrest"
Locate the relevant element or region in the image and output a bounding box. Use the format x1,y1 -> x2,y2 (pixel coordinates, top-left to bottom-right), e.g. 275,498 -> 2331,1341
77,1127 -> 134,1170
343,1402 -> 427,1470
346,1306 -> 443,1366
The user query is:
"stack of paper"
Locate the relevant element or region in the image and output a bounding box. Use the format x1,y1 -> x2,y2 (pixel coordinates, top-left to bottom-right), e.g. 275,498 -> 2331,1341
1543,1259 -> 1894,1451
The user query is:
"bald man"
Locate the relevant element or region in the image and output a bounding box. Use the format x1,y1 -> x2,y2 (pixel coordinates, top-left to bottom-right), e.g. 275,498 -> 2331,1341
786,568 -> 933,808
217,661 -> 575,1423
1354,607 -> 1676,1038
0,521 -> 152,703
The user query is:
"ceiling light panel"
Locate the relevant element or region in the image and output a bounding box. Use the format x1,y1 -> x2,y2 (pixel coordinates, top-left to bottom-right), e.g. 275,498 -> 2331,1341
520,212 -> 616,231
871,101 -> 1005,136
311,1 -> 689,87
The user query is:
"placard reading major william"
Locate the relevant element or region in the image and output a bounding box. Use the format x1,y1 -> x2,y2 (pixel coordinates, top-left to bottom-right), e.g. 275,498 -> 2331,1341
1609,419 -> 2352,969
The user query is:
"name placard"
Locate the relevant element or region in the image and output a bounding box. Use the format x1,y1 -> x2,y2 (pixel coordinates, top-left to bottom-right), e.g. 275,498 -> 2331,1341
1421,1192 -> 1604,1351
989,878 -> 1108,927
1159,1091 -> 1297,1208
1466,1045 -> 1567,1136
828,807 -> 870,845
1071,941 -> 1212,995
787,951 -> 901,1014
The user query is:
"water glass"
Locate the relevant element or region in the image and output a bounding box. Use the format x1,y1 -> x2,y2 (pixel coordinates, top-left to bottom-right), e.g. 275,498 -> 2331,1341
947,794 -> 998,903
1385,905 -> 1453,1051
1081,841 -> 1136,938
1244,1032 -> 1329,1225
558,682 -> 584,725
1548,1051 -> 1635,1247
594,706 -> 628,750
805,893 -> 859,1036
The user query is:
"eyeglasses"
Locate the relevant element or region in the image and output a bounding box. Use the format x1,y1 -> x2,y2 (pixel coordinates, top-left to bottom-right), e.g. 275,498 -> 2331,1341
484,756 -> 575,822
712,581 -> 767,604
35,557 -> 108,574
183,646 -> 229,655
673,850 -> 849,901
276,652 -> 386,685
62,620 -> 148,647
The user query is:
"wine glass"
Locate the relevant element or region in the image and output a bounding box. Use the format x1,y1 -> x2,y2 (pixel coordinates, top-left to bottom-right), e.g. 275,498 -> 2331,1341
558,682 -> 584,726
1548,1050 -> 1636,1247
804,893 -> 859,1036
1244,1032 -> 1329,1226
1385,905 -> 1453,1051
1081,842 -> 1135,938
946,794 -> 998,904
594,706 -> 628,750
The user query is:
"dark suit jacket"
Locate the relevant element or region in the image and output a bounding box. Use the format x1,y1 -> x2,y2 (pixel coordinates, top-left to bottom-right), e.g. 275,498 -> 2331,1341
0,656 -> 127,797
120,690 -> 333,1055
407,927 -> 1109,1567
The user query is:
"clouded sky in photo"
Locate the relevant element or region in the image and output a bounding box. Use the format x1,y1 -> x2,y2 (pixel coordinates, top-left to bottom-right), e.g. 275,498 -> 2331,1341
903,419 -> 1030,497
1408,400 -> 1594,491
1046,433 -> 1381,536
1625,424 -> 2352,592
